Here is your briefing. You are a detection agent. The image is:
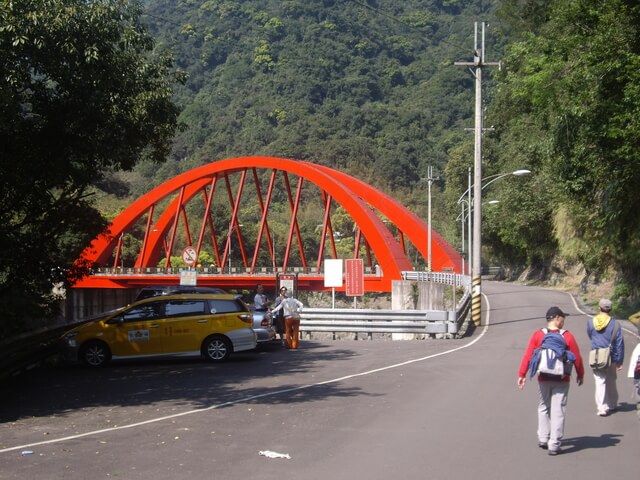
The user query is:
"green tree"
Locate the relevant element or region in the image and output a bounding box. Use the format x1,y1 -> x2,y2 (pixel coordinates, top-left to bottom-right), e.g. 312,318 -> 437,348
0,0 -> 182,337
490,0 -> 640,281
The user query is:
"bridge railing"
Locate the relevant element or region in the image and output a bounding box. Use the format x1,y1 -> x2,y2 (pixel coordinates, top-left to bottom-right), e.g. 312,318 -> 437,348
401,270 -> 470,287
92,266 -> 382,275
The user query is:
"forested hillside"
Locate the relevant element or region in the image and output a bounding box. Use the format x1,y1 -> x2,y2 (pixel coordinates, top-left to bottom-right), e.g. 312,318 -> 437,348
124,0 -> 495,221
126,0 -> 639,308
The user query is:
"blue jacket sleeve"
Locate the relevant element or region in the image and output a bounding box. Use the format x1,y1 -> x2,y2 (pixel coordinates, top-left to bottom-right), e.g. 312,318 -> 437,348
612,323 -> 625,365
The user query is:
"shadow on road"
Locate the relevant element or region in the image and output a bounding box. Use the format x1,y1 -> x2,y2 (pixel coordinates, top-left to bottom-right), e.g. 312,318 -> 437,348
561,433 -> 623,453
0,340 -> 379,423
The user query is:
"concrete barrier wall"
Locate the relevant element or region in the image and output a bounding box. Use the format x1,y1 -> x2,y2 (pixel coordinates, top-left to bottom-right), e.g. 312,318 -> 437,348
392,280 -> 445,310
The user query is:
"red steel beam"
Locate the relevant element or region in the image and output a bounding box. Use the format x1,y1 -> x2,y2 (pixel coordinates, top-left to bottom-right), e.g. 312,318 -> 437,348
76,156 -> 462,291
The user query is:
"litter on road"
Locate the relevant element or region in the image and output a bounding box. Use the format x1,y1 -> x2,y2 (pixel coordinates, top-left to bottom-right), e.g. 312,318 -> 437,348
259,450 -> 291,459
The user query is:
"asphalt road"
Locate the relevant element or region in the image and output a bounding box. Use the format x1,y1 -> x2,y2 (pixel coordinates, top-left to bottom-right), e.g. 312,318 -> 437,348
0,281 -> 638,480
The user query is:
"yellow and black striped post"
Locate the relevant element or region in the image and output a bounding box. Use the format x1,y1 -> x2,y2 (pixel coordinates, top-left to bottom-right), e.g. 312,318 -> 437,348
471,275 -> 482,326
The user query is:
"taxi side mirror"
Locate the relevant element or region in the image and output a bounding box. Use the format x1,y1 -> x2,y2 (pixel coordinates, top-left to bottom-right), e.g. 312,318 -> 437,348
107,315 -> 125,326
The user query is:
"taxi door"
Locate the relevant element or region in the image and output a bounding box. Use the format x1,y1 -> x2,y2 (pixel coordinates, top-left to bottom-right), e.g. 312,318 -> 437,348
161,299 -> 211,353
108,301 -> 165,356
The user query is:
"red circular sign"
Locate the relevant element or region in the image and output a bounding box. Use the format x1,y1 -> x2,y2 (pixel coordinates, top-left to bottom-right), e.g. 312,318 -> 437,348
182,246 -> 197,267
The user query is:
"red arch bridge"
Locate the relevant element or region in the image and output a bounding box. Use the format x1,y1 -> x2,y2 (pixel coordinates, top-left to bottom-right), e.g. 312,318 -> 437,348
75,156 -> 461,294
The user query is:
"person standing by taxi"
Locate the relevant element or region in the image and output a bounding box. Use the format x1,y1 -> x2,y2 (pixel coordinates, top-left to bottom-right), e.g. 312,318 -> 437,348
271,290 -> 303,349
253,284 -> 271,311
273,286 -> 288,345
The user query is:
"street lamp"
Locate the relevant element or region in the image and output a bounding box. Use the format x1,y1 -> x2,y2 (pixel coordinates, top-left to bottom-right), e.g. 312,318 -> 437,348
421,165 -> 439,272
457,200 -> 499,276
479,169 -> 531,192
457,169 -> 531,204
456,168 -> 530,282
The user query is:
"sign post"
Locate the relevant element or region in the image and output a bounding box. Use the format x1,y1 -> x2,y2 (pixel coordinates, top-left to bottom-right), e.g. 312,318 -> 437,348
277,273 -> 297,294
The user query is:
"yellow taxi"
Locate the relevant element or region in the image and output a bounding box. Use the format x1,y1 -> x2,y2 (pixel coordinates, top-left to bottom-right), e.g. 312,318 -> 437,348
61,293 -> 257,366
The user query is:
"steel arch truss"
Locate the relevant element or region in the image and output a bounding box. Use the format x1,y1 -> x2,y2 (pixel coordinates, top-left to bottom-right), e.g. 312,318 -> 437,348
78,156 -> 461,291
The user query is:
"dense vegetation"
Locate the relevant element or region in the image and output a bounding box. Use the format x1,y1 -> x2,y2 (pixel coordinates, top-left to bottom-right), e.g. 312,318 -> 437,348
482,0 -> 640,307
0,0 -> 182,337
2,0 -> 639,337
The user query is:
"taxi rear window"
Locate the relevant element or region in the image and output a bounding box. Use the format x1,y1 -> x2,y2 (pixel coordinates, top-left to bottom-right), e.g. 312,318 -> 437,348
165,300 -> 207,317
209,299 -> 246,314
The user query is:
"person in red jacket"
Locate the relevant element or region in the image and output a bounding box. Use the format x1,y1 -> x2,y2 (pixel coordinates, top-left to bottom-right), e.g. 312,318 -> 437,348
517,306 -> 585,456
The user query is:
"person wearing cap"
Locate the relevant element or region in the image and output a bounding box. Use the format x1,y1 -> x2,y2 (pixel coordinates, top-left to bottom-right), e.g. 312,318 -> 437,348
518,306 -> 584,456
587,298 -> 625,416
271,290 -> 304,349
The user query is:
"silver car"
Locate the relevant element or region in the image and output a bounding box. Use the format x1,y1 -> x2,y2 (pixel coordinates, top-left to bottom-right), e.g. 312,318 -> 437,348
250,308 -> 276,343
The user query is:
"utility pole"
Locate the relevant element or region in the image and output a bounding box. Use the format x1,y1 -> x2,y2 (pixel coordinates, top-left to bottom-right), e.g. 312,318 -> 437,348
454,22 -> 500,327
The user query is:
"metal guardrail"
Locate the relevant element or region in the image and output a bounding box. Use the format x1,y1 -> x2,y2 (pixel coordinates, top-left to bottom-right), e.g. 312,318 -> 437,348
401,271 -> 470,287
299,286 -> 472,338
300,308 -> 456,335
298,272 -> 472,338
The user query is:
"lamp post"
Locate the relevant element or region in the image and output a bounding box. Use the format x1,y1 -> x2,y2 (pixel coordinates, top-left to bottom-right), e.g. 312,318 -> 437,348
457,169 -> 531,205
272,235 -> 276,273
421,165 -> 439,273
456,168 -> 530,307
458,200 -> 468,275
457,199 -> 499,276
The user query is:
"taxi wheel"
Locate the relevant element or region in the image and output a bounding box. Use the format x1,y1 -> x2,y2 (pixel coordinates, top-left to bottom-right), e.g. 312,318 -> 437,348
79,340 -> 112,367
202,335 -> 232,362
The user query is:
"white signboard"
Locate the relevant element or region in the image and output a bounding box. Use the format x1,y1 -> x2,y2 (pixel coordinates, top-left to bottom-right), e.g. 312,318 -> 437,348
180,269 -> 197,286
324,259 -> 343,287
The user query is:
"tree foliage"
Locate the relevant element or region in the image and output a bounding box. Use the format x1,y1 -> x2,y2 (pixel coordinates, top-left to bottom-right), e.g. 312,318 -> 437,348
487,0 -> 640,281
0,0 -> 182,336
